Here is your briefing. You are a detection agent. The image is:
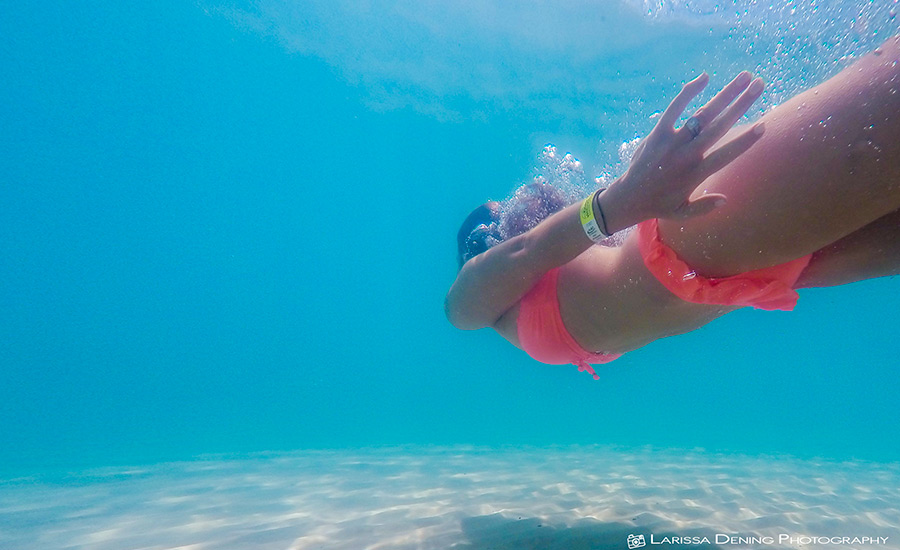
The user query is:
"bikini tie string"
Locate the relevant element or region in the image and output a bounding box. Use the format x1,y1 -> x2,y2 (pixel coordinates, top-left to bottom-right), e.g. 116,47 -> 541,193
576,361 -> 600,381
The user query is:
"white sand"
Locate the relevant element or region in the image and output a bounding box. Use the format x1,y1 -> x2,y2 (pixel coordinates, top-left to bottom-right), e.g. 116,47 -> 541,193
1,446 -> 898,550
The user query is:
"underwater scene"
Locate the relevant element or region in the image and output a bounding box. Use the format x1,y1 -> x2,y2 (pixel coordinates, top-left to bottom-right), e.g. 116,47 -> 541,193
2,1 -> 899,548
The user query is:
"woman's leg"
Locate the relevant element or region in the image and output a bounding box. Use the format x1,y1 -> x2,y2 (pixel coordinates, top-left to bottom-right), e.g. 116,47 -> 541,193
659,35 -> 900,277
795,208 -> 900,288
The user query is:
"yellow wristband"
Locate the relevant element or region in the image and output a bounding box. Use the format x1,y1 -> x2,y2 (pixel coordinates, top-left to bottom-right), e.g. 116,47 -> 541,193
580,191 -> 608,242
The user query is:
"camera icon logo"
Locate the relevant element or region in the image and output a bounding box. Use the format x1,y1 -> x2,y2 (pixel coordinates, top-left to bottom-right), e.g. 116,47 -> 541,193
627,534 -> 646,549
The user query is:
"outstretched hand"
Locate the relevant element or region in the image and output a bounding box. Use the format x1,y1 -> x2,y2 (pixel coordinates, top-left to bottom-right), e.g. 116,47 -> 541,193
607,71 -> 766,229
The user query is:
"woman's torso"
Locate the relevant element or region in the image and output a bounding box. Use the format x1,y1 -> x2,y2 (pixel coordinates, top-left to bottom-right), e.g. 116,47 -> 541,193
493,230 -> 738,355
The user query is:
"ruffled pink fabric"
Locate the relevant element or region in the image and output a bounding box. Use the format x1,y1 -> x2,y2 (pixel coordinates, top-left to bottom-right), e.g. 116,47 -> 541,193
517,268 -> 622,380
637,219 -> 812,311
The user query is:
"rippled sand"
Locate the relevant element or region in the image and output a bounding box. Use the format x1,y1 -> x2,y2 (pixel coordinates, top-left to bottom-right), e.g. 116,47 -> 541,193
2,446 -> 898,549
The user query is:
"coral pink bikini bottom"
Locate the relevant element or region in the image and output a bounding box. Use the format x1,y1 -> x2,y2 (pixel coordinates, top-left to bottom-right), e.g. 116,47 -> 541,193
636,218 -> 812,312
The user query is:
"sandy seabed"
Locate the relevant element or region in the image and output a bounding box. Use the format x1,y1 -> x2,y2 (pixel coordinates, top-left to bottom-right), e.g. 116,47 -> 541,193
1,446 -> 899,550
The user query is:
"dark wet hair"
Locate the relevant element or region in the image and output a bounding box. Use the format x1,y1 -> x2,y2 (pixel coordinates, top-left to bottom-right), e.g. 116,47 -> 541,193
456,182 -> 570,269
456,201 -> 501,268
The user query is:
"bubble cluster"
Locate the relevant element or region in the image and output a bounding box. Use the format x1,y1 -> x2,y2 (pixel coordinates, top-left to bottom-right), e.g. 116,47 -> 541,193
631,0 -> 900,107
495,144 -> 635,247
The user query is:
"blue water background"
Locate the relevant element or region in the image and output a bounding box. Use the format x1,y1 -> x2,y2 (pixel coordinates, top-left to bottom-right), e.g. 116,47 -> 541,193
2,1 -> 899,477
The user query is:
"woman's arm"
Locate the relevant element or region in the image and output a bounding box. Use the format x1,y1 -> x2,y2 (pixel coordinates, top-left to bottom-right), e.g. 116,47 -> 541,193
445,72 -> 767,330
444,184 -> 639,330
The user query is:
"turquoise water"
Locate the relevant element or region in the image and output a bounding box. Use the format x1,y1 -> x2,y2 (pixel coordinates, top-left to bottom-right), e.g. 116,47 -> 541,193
2,0 -> 899,485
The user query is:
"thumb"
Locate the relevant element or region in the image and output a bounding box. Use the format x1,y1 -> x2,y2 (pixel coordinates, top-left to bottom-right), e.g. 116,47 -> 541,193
677,193 -> 727,219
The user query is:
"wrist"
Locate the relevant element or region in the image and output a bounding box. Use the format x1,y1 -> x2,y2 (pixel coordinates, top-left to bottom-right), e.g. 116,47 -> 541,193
597,175 -> 650,233
579,191 -> 610,242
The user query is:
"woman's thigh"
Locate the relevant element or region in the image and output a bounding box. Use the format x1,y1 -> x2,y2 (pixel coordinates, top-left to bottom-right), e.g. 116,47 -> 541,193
659,35 -> 900,277
795,208 -> 900,288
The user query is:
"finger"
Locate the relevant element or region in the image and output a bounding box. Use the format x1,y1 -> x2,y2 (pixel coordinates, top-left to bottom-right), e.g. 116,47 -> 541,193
676,71 -> 751,142
693,77 -> 765,151
699,122 -> 766,177
691,71 -> 752,124
676,193 -> 728,219
657,73 -> 710,131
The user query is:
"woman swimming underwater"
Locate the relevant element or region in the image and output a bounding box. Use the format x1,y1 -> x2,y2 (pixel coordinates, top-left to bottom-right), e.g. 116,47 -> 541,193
445,36 -> 900,379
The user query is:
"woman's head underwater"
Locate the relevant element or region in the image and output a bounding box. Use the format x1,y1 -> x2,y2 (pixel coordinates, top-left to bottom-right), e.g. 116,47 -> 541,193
456,201 -> 501,268
456,183 -> 568,268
